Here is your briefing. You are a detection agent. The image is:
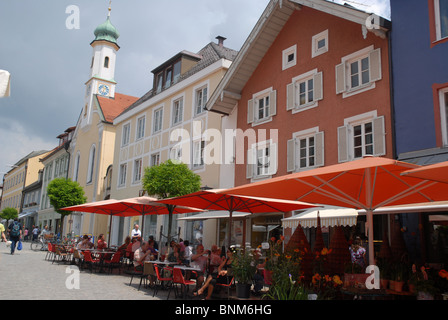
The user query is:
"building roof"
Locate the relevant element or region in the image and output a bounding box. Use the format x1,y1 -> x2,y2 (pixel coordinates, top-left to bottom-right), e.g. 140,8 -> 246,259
96,92 -> 139,123
116,40 -> 238,119
206,0 -> 390,115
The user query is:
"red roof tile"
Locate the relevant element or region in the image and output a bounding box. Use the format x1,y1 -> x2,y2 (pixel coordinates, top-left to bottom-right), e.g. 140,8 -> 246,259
97,93 -> 139,123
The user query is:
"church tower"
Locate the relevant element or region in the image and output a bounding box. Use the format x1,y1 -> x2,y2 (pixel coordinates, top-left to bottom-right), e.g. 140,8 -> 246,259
82,4 -> 119,126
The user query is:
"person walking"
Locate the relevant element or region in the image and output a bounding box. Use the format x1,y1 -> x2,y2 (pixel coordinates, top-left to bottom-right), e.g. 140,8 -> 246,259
0,222 -> 7,242
8,218 -> 22,255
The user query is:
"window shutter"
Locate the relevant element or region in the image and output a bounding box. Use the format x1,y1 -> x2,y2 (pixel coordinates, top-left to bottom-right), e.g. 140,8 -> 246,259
313,72 -> 323,101
268,143 -> 278,176
373,116 -> 386,156
337,125 -> 349,163
269,90 -> 277,117
287,139 -> 296,173
286,83 -> 294,110
335,62 -> 346,94
369,48 -> 382,82
247,99 -> 254,124
246,148 -> 254,179
314,131 -> 324,167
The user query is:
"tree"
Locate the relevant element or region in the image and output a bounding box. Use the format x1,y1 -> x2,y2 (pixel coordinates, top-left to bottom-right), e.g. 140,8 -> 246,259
142,159 -> 201,243
1,207 -> 19,230
46,178 -> 87,236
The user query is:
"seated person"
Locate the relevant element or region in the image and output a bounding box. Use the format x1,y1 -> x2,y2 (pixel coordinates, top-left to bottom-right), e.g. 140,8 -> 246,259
133,241 -> 154,271
131,236 -> 142,252
97,234 -> 108,250
190,244 -> 208,290
208,245 -> 223,273
194,248 -> 234,300
77,235 -> 92,250
117,236 -> 131,254
167,243 -> 184,264
147,239 -> 158,259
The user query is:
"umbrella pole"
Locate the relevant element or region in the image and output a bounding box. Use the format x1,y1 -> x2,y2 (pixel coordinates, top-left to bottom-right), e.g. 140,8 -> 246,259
108,214 -> 112,245
227,210 -> 233,249
367,209 -> 374,266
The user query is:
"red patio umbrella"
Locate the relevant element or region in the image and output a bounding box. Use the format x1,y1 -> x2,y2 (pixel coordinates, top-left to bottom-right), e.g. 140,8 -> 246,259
157,189 -> 318,248
62,196 -> 203,244
401,161 -> 448,183
223,156 -> 448,264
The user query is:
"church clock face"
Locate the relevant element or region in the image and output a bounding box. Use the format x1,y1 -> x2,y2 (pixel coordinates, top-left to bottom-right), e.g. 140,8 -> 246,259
98,84 -> 110,96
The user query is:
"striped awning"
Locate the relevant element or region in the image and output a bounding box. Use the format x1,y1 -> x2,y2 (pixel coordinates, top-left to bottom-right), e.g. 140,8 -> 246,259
282,206 -> 358,229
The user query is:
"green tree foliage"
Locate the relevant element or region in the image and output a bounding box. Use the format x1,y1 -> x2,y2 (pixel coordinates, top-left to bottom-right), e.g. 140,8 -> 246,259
47,178 -> 87,236
142,159 -> 201,242
1,207 -> 19,227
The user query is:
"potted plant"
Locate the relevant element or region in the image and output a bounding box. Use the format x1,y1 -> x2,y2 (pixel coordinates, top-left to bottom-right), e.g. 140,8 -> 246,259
231,246 -> 257,298
391,262 -> 407,292
410,264 -> 438,300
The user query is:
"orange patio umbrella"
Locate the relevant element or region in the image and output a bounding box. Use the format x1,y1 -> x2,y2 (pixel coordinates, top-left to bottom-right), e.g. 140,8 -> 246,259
401,161 -> 448,183
157,189 -> 318,248
223,156 -> 448,264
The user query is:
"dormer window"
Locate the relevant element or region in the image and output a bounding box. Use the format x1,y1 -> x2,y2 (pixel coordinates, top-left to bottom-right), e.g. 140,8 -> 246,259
104,56 -> 110,68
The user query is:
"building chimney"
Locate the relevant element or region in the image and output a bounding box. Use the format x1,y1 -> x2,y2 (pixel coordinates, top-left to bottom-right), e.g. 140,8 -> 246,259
216,36 -> 226,48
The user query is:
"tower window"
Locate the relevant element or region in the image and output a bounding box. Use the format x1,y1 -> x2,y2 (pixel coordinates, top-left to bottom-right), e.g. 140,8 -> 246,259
104,56 -> 110,68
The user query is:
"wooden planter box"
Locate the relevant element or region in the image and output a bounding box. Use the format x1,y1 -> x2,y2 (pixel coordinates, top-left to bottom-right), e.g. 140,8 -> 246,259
344,273 -> 369,288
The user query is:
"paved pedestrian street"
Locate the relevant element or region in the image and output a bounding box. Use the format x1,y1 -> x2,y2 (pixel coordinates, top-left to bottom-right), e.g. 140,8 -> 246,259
0,243 -> 164,300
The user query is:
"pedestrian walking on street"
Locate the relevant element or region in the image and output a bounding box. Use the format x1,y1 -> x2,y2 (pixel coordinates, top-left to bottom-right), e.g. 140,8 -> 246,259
0,222 -> 7,242
8,218 -> 22,255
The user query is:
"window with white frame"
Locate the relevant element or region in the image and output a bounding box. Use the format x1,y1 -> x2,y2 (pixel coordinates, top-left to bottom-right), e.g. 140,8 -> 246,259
151,153 -> 160,167
195,85 -> 208,116
247,88 -> 277,126
312,30 -> 328,58
287,128 -> 324,172
282,45 -> 297,70
172,97 -> 184,126
439,88 -> 448,146
435,0 -> 448,40
287,69 -> 323,112
193,140 -> 205,169
118,163 -> 127,187
153,107 -> 163,133
246,140 -> 277,180
170,145 -> 182,162
133,158 -> 143,183
337,112 -> 386,162
336,46 -> 382,97
122,123 -> 131,146
136,115 -> 146,140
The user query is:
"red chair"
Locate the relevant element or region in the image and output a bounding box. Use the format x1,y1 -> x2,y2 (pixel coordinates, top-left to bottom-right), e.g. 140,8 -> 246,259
103,251 -> 122,274
215,276 -> 234,300
45,243 -> 55,261
153,264 -> 173,299
171,268 -> 196,299
82,250 -> 100,273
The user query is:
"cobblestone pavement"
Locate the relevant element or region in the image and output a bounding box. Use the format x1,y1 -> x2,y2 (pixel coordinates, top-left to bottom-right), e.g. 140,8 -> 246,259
0,242 -> 167,300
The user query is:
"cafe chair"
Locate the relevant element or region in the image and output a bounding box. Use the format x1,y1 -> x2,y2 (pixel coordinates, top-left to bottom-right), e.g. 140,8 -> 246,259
138,262 -> 156,291
52,246 -> 70,264
153,264 -> 173,299
215,276 -> 234,300
103,251 -> 122,274
171,267 -> 195,299
128,262 -> 144,287
45,243 -> 56,261
82,250 -> 101,273
72,249 -> 84,269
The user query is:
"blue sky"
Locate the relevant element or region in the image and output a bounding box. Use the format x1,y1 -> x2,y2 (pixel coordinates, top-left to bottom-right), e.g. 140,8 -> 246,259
0,0 -> 389,181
